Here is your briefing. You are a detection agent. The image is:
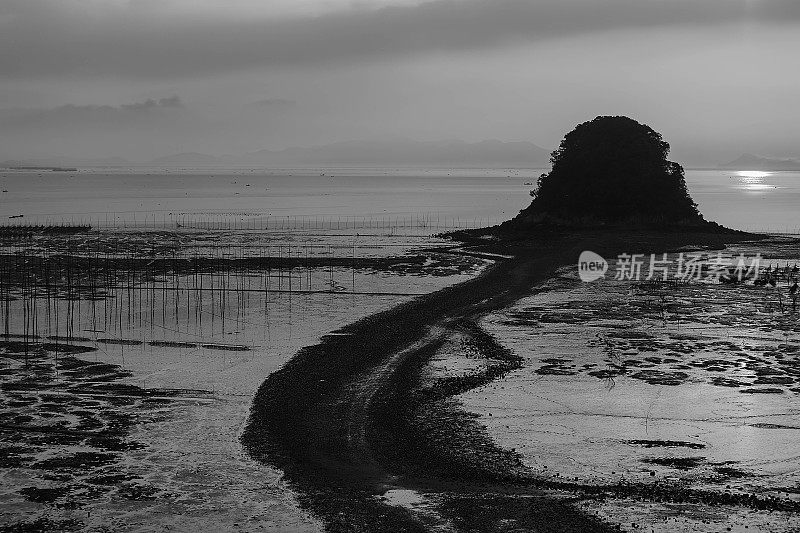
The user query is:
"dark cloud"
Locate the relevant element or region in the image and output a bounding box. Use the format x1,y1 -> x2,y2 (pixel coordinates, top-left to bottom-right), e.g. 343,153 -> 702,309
0,96 -> 185,130
2,0 -> 799,79
120,96 -> 184,111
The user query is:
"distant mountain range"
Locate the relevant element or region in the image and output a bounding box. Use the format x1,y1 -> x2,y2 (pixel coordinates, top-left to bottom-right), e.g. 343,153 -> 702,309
718,153 -> 800,171
149,152 -> 222,164
2,139 -> 552,169
230,139 -> 551,167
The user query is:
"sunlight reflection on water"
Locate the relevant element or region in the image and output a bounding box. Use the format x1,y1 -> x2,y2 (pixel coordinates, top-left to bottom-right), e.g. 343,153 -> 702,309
735,171 -> 777,192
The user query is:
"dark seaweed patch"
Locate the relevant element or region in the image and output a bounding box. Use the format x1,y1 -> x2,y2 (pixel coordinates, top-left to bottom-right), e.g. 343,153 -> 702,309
534,359 -> 577,376
644,456 -> 705,470
116,483 -> 159,501
629,369 -> 689,386
627,439 -> 706,450
200,343 -> 250,351
0,516 -> 83,532
33,452 -> 117,470
0,445 -> 31,468
18,486 -> 71,503
710,377 -> 747,387
750,423 -> 800,430
96,338 -> 142,346
588,369 -> 624,379
713,466 -> 753,479
148,340 -> 197,348
87,473 -> 137,486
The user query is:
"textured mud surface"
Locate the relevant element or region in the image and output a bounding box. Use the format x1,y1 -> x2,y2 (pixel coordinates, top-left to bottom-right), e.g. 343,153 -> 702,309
0,341 -> 202,531
453,240 -> 800,531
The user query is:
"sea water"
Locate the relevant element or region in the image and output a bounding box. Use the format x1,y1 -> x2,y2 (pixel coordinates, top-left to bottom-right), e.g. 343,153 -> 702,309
0,167 -> 797,233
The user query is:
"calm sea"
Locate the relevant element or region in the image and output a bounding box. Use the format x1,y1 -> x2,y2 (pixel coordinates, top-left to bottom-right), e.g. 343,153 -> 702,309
0,168 -> 797,233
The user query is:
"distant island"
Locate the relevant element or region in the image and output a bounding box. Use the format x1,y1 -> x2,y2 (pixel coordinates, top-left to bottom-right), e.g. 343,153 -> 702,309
0,162 -> 78,172
0,157 -> 127,169
718,153 -> 800,171
507,115 -> 720,229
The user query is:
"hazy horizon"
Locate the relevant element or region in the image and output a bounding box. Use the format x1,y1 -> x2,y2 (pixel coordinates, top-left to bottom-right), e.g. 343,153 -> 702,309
2,0 -> 800,166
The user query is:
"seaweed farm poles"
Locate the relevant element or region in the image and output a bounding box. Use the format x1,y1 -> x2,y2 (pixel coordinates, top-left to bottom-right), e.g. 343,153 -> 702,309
352,240 -> 356,293
2,253 -> 9,338
21,254 -> 28,362
0,239 -> 436,355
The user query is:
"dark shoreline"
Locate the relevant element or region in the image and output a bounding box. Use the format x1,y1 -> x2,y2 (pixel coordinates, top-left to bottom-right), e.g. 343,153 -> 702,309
241,229 -> 765,532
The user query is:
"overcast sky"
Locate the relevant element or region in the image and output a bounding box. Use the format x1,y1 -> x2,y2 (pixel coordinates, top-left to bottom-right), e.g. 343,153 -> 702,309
1,0 -> 798,164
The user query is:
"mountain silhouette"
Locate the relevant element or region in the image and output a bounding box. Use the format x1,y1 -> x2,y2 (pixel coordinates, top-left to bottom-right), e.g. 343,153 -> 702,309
718,153 -> 800,171
510,116 -> 709,227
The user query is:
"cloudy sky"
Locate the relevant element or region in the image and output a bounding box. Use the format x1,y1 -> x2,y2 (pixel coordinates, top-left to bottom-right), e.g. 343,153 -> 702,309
1,0 -> 798,164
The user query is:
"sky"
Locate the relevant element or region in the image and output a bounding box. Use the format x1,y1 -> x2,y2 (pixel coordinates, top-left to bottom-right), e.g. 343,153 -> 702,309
1,0 -> 799,165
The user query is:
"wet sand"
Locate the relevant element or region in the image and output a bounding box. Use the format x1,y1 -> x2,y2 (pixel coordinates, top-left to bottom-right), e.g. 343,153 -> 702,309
241,228 -> 762,531
3,223 -> 793,531
0,227 -> 489,531
458,238 -> 800,531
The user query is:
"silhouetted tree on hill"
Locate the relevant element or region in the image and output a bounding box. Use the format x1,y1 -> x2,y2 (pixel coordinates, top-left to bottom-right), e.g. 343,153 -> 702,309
514,116 -> 704,226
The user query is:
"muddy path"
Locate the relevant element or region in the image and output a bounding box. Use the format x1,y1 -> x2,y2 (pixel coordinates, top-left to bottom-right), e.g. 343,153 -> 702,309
241,230 -> 757,532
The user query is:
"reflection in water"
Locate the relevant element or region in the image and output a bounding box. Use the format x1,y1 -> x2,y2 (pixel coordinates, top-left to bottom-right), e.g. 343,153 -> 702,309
736,170 -> 777,192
